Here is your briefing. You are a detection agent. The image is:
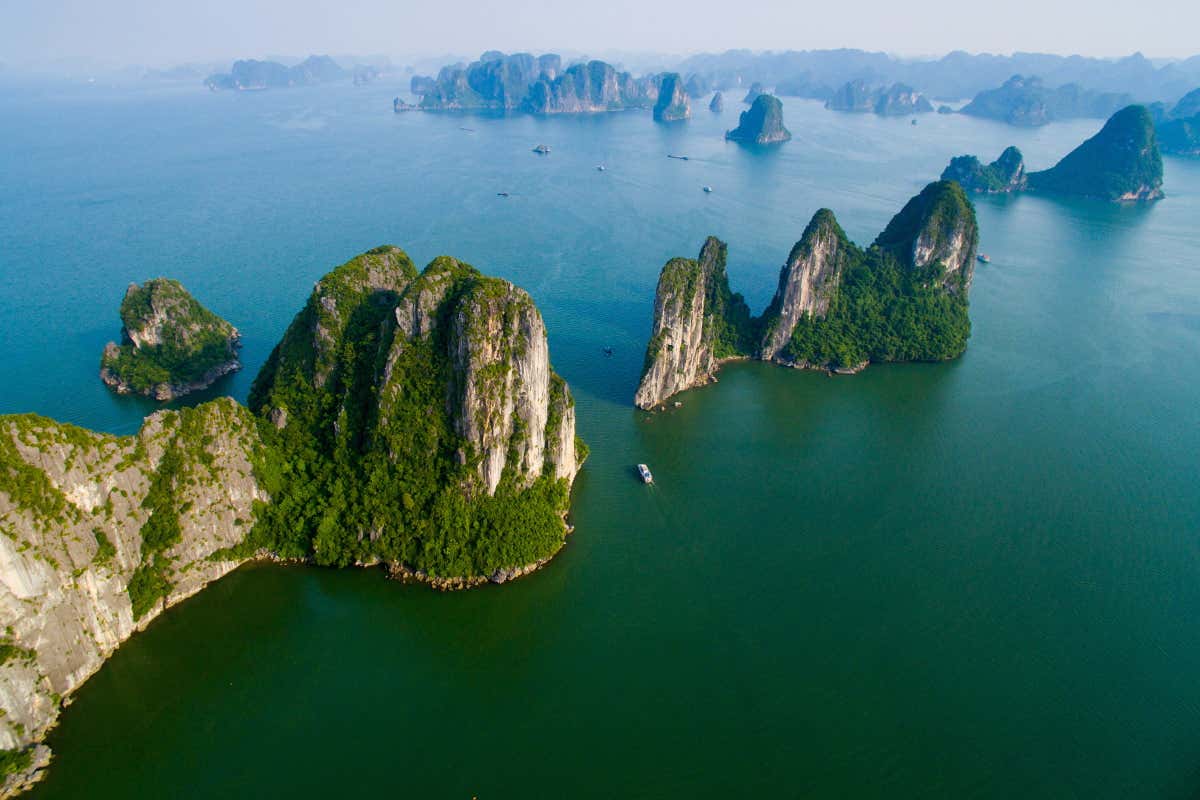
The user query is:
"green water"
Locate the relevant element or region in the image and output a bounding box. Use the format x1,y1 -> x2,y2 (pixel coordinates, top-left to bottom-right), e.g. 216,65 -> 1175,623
3,78 -> 1200,798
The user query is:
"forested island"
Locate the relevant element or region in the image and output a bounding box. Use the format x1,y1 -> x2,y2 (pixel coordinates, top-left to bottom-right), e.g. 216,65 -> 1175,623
99,278 -> 241,400
725,93 -> 791,143
941,105 -> 1164,201
635,181 -> 978,410
0,246 -> 583,793
958,75 -> 1133,126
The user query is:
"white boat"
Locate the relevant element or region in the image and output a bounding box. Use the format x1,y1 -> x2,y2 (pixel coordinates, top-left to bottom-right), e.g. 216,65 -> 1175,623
596,164 -> 606,171
703,186 -> 713,193
636,464 -> 654,484
532,144 -> 551,154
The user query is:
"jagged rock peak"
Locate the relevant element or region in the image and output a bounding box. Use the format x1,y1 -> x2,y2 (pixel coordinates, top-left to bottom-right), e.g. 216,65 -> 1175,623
252,246 -> 579,499
759,209 -> 853,361
874,180 -> 980,293
99,278 -> 241,401
709,91 -> 724,112
726,93 -> 791,144
250,245 -> 418,401
634,237 -> 753,410
653,73 -> 691,122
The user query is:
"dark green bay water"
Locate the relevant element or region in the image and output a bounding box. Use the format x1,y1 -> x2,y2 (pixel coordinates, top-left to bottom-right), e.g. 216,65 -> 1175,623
3,77 -> 1200,798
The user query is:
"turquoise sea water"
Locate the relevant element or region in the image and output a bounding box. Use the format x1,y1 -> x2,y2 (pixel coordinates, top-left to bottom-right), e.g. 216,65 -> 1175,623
3,77 -> 1200,798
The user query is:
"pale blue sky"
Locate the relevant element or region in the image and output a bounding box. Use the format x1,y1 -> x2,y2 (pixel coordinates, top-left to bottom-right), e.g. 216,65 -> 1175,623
2,0 -> 1197,68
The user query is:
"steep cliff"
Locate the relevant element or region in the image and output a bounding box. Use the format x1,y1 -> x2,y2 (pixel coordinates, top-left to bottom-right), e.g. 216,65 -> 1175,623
1026,105 -> 1163,200
875,180 -> 979,293
414,51 -> 661,114
1,244 -> 584,793
725,94 -> 791,144
941,146 -> 1027,193
635,182 -> 979,406
524,61 -> 657,114
758,210 -> 852,361
653,73 -> 691,122
250,246 -> 583,576
0,398 -> 265,790
709,91 -> 724,112
633,238 -> 753,410
99,278 -> 241,401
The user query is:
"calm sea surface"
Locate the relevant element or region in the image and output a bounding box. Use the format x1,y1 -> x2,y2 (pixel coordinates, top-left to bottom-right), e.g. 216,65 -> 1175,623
3,77 -> 1200,798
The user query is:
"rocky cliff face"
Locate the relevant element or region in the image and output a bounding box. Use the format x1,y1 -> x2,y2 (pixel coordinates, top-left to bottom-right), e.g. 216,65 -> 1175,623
634,238 -> 752,410
99,278 -> 241,401
523,61 -> 657,114
381,258 -> 578,494
414,51 -> 656,115
725,94 -> 791,144
0,398 -> 264,789
941,146 -> 1027,193
875,181 -> 979,293
253,246 -> 582,573
635,182 -> 980,407
2,245 -> 583,794
709,91 -> 724,112
1025,105 -> 1163,200
653,73 -> 691,122
758,210 -> 851,361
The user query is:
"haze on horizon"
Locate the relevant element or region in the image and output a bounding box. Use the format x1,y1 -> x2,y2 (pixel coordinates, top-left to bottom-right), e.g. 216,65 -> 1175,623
2,0 -> 1198,71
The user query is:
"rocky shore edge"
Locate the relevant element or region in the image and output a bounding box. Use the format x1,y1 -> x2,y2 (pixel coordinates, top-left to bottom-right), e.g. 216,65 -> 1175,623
99,335 -> 242,401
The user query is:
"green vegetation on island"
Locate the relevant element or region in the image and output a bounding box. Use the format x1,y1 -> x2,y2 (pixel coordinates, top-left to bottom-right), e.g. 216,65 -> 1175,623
1026,105 -> 1163,200
99,278 -> 241,400
941,146 -> 1026,193
725,94 -> 791,144
635,181 -> 979,408
959,75 -> 1133,126
245,246 -> 581,579
940,105 -> 1164,202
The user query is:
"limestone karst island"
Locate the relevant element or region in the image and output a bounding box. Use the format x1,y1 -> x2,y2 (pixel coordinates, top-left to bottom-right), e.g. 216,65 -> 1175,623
4,7 -> 1200,799
0,246 -> 583,793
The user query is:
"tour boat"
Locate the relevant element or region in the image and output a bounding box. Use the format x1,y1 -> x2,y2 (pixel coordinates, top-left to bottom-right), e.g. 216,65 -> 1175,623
977,253 -> 991,263
532,144 -> 551,154
637,464 -> 654,484
596,164 -> 606,171
703,186 -> 713,193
